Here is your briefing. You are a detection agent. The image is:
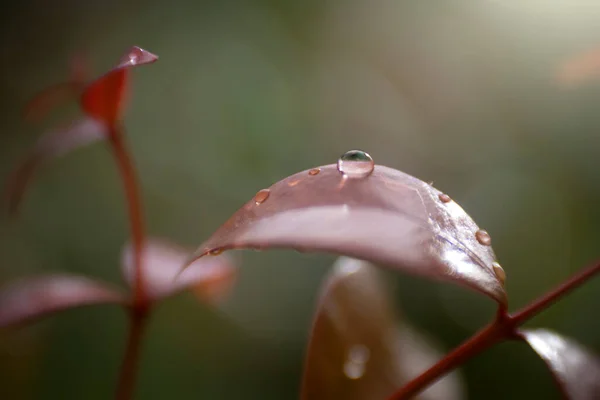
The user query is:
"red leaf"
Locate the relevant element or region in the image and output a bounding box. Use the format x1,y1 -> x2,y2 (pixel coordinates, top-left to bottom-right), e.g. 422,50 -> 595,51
80,46 -> 158,124
520,329 -> 600,400
4,117 -> 108,214
301,257 -> 464,400
121,238 -> 237,303
0,275 -> 126,328
187,162 -> 507,304
22,52 -> 89,123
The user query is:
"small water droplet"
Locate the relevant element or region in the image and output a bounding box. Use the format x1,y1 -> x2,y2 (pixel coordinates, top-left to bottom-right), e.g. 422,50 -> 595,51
287,179 -> 301,187
439,193 -> 452,203
492,262 -> 506,285
475,229 -> 492,246
348,345 -> 370,364
209,248 -> 223,256
308,168 -> 320,176
343,361 -> 365,380
337,150 -> 374,178
254,189 -> 270,205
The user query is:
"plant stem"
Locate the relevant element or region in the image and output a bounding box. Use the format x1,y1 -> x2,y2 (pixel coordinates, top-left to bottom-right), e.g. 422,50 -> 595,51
387,258 -> 600,400
115,307 -> 149,400
510,259 -> 600,325
109,125 -> 146,305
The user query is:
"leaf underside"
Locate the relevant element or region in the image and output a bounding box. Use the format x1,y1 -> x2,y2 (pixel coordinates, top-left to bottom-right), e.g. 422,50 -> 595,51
188,164 -> 506,304
121,237 -> 237,302
521,329 -> 600,400
0,274 -> 126,329
3,117 -> 108,215
301,257 -> 464,400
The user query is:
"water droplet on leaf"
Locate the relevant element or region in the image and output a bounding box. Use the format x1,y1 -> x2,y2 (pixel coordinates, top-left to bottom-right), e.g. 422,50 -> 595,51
337,150 -> 374,178
492,262 -> 506,285
439,193 -> 452,203
254,189 -> 270,205
475,229 -> 492,246
308,168 -> 320,176
209,248 -> 224,256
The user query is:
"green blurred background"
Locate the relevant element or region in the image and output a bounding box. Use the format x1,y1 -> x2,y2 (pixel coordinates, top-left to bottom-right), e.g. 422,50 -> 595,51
1,0 -> 600,398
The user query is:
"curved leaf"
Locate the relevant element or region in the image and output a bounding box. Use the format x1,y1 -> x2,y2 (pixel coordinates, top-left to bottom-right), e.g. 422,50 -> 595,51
4,117 -> 108,214
301,257 -> 464,400
0,275 -> 126,328
121,238 -> 237,303
188,163 -> 507,304
22,52 -> 89,123
520,329 -> 600,400
80,46 -> 158,124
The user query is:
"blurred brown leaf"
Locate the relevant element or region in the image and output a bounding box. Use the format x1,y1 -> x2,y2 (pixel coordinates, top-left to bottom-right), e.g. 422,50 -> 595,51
301,257 -> 464,400
3,117 -> 108,214
556,47 -> 600,88
121,237 -> 237,303
187,163 -> 506,304
0,275 -> 126,328
520,329 -> 600,400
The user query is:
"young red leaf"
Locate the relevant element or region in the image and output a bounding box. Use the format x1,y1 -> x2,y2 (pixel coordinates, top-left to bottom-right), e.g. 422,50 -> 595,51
4,117 -> 108,214
22,52 -> 89,123
80,46 -> 158,124
187,161 -> 507,304
121,238 -> 237,303
0,275 -> 126,328
520,329 -> 600,400
301,257 -> 464,400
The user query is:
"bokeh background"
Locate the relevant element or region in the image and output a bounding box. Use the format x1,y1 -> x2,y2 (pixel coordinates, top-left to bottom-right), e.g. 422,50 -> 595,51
1,0 -> 600,399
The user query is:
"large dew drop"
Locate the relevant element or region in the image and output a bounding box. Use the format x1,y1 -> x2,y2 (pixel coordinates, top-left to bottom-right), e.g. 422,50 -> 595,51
337,150 -> 375,178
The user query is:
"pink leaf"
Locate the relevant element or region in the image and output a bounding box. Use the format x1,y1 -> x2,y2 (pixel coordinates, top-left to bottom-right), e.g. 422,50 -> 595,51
187,162 -> 507,304
121,238 -> 236,303
520,329 -> 600,400
301,257 -> 464,400
0,275 -> 126,328
80,46 -> 158,124
4,117 -> 108,214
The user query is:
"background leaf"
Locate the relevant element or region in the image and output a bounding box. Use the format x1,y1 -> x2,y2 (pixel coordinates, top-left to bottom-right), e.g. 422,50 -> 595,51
520,329 -> 600,400
301,257 -> 464,400
189,164 -> 506,304
80,46 -> 158,124
0,274 -> 126,328
121,237 -> 237,303
3,117 -> 108,214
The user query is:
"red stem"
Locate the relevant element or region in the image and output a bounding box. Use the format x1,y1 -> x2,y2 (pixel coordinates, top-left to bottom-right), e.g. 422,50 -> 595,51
387,259 -> 600,400
115,307 -> 149,400
108,125 -> 146,305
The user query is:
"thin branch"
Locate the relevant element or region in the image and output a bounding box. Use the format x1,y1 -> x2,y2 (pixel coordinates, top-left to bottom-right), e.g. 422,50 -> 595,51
115,307 -> 149,400
109,126 -> 146,305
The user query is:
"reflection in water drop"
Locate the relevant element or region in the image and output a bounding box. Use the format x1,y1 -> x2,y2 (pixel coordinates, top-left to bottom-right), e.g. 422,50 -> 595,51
254,189 -> 270,205
492,262 -> 506,285
308,168 -> 320,176
343,344 -> 370,380
287,179 -> 301,187
475,229 -> 492,246
439,193 -> 452,203
337,150 -> 374,178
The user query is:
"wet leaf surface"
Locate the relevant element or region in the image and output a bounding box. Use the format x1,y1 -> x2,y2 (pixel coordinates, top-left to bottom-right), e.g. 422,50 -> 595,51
3,117 -> 108,214
301,257 -> 464,400
80,46 -> 158,124
121,238 -> 237,302
0,275 -> 126,328
188,163 -> 506,304
520,329 -> 600,400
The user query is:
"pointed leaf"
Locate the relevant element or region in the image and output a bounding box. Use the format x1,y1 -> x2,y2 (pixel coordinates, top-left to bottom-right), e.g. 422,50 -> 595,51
4,117 -> 108,214
80,46 -> 158,124
520,329 -> 600,400
301,257 -> 463,400
0,275 -> 126,328
121,238 -> 236,302
188,163 -> 507,304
